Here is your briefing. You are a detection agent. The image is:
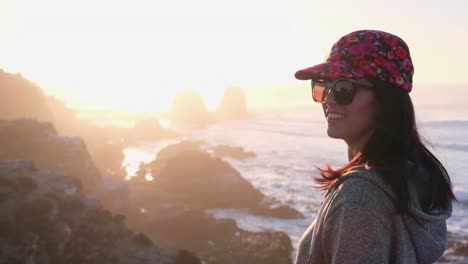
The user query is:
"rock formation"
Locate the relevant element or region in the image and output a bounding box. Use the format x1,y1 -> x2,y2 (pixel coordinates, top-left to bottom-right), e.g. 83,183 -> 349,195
135,140 -> 303,219
0,119 -> 296,263
130,206 -> 293,264
0,118 -> 130,213
135,140 -> 264,209
127,140 -> 303,263
0,68 -> 176,180
133,142 -> 302,217
170,90 -> 211,125
0,118 -> 101,190
0,69 -> 53,121
0,160 -> 200,264
217,87 -> 248,120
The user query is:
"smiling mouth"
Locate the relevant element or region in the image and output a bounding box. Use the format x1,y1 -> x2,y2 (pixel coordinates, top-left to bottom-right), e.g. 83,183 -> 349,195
327,113 -> 345,120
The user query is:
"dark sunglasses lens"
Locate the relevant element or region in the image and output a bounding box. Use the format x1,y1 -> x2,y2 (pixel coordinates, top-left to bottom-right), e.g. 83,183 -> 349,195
333,81 -> 355,104
312,82 -> 327,102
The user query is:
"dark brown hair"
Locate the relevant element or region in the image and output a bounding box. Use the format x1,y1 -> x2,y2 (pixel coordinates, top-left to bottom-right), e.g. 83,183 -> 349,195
315,78 -> 456,212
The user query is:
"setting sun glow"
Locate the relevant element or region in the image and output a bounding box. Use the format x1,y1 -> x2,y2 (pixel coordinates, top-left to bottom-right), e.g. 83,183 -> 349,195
123,147 -> 155,180
1,0 -> 467,115
158,119 -> 172,129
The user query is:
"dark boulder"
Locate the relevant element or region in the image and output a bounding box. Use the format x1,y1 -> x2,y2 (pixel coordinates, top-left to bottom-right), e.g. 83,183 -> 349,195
0,160 -> 200,264
134,140 -> 303,218
137,141 -> 264,208
128,205 -> 293,264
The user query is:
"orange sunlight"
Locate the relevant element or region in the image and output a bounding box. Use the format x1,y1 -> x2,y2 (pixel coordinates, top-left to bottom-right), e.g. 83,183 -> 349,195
0,0 -> 306,115
122,147 -> 155,180
158,119 -> 172,129
1,0 -> 468,117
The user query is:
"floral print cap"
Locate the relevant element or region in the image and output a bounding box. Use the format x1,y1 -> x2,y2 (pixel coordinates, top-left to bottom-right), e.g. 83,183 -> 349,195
295,30 -> 414,92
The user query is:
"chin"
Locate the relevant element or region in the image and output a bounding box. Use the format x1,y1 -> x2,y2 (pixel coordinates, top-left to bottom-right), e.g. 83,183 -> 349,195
326,128 -> 345,139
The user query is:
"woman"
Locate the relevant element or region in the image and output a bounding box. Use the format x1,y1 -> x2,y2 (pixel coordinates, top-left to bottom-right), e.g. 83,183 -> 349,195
294,30 -> 455,264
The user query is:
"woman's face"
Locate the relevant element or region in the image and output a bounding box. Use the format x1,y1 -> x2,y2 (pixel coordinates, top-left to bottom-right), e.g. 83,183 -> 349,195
321,81 -> 379,150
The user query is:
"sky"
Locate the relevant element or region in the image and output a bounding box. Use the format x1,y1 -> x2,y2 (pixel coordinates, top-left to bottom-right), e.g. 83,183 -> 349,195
1,0 -> 468,113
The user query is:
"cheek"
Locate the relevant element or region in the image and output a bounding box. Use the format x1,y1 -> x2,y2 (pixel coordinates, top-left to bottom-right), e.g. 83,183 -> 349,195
355,99 -> 379,129
347,91 -> 380,134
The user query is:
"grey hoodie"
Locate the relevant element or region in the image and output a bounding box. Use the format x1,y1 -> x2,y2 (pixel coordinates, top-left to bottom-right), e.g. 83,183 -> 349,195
295,166 -> 452,264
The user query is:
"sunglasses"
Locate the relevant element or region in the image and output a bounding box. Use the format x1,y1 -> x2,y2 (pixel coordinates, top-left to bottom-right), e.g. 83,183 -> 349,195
311,79 -> 374,105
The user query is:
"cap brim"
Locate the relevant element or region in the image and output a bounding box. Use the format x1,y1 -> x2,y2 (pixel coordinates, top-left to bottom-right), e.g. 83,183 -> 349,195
294,62 -> 352,80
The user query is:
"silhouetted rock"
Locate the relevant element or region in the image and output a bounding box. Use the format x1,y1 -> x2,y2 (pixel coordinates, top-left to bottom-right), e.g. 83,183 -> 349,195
0,119 -> 131,214
0,69 -> 53,121
217,87 -> 248,120
0,69 -> 178,181
211,144 -> 256,159
0,160 -> 200,264
134,140 -> 303,219
45,95 -> 78,128
136,141 -> 264,208
97,176 -> 129,213
171,90 -> 212,125
86,137 -> 127,179
0,118 -> 101,190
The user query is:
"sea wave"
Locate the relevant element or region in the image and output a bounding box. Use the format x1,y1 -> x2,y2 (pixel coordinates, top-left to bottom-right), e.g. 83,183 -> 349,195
248,118 -> 322,128
421,120 -> 468,128
433,143 -> 468,153
241,120 -> 325,138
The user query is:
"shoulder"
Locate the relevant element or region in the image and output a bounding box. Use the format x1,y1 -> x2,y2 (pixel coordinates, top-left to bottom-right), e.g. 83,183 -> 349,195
326,168 -> 397,218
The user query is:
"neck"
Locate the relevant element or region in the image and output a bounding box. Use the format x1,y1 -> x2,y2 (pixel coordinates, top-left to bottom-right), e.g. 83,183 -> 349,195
346,130 -> 374,161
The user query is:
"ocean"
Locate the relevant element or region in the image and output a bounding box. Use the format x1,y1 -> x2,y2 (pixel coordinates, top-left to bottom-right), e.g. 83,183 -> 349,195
123,102 -> 468,261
